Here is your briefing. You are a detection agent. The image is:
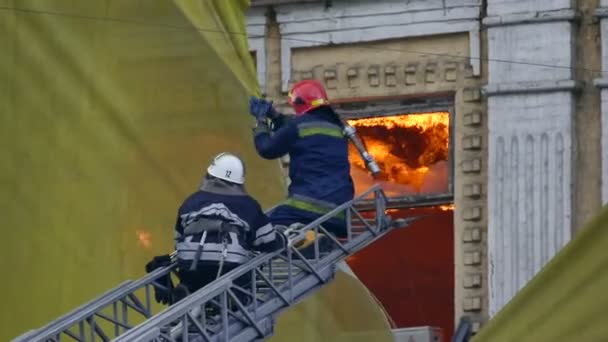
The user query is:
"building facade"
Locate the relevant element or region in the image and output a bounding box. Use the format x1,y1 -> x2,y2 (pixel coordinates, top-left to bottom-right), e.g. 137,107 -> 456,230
247,0 -> 604,334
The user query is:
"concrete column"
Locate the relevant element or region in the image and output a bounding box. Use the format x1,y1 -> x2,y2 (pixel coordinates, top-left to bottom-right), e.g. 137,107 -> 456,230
574,0 -> 602,229
484,0 -> 577,316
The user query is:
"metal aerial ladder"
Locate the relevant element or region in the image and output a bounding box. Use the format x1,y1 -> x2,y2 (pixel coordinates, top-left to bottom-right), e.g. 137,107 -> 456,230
14,185 -> 415,342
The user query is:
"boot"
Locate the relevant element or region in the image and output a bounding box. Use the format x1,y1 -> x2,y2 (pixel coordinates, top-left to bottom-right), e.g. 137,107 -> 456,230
172,283 -> 190,304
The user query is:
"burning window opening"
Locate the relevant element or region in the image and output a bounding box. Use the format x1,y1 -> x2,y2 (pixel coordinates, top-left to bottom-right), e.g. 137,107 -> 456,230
347,112 -> 450,197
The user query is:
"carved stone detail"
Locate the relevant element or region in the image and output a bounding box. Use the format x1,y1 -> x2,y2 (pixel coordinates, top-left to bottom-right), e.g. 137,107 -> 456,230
368,66 -> 380,87
324,69 -> 337,89
463,227 -> 483,243
405,64 -> 418,85
464,274 -> 482,288
347,67 -> 359,88
463,207 -> 483,221
385,65 -> 397,87
462,158 -> 482,173
464,111 -> 482,126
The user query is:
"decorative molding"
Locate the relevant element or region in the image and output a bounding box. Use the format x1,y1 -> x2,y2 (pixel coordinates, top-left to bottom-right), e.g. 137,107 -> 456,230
462,159 -> 482,173
290,60 -> 472,97
464,251 -> 482,265
487,0 -> 574,17
463,228 -> 483,243
464,183 -> 482,198
367,66 -> 380,87
445,62 -> 459,82
385,65 -> 397,87
463,207 -> 483,221
425,63 -> 438,84
595,7 -> 608,18
463,135 -> 483,150
323,69 -> 337,89
484,80 -> 581,96
463,111 -> 482,126
405,64 -> 418,86
483,9 -> 579,27
276,1 -> 482,91
463,88 -> 482,102
463,297 -> 483,312
464,274 -> 483,288
594,78 -> 608,88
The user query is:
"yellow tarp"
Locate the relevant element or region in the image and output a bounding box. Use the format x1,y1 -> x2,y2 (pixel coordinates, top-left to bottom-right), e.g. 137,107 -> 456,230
0,1 -> 393,341
273,263 -> 395,342
473,206 -> 608,342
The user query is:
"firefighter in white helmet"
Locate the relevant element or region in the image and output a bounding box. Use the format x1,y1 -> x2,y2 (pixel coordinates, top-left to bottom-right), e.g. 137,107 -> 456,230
146,152 -> 285,305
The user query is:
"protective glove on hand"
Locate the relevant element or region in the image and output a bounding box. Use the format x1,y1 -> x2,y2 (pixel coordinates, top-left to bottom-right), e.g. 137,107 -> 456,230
249,96 -> 274,123
269,113 -> 292,131
145,254 -> 172,273
153,276 -> 174,305
145,254 -> 174,305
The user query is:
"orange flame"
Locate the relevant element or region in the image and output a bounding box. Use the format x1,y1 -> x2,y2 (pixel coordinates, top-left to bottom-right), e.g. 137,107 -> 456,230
136,230 -> 152,249
347,112 -> 450,196
438,204 -> 455,211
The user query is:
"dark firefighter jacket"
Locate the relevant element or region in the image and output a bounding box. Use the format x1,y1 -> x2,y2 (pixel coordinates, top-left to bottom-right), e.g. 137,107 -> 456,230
174,178 -> 283,268
253,106 -> 354,237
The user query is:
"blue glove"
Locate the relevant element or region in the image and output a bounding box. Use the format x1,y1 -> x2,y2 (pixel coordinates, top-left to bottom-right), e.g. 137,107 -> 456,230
249,96 -> 273,122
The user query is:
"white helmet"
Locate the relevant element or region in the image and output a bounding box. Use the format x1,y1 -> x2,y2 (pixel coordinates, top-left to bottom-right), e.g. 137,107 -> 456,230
207,152 -> 245,184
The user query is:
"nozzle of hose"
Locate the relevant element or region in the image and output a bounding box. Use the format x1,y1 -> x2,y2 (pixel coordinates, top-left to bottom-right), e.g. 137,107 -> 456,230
343,124 -> 382,178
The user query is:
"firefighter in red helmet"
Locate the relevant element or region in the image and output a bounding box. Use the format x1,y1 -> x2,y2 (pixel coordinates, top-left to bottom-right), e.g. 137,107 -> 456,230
249,80 -> 354,252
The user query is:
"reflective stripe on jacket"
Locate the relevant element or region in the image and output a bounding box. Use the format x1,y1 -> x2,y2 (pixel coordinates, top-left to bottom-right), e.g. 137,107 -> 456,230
174,178 -> 282,266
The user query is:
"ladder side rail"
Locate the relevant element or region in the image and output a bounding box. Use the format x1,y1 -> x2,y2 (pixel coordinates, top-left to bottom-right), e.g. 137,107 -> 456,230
222,264 -> 336,342
112,250 -> 282,342
218,221 -> 402,342
152,252 -> 334,342
231,231 -> 401,341
220,192 -> 398,341
113,186 -> 386,342
27,264 -> 178,342
13,281 -> 133,342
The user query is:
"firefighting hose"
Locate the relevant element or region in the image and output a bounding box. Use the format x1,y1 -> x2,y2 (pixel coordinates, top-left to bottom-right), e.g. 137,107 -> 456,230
341,122 -> 381,178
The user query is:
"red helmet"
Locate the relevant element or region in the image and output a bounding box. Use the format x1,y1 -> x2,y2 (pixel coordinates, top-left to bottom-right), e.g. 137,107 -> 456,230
287,79 -> 329,116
